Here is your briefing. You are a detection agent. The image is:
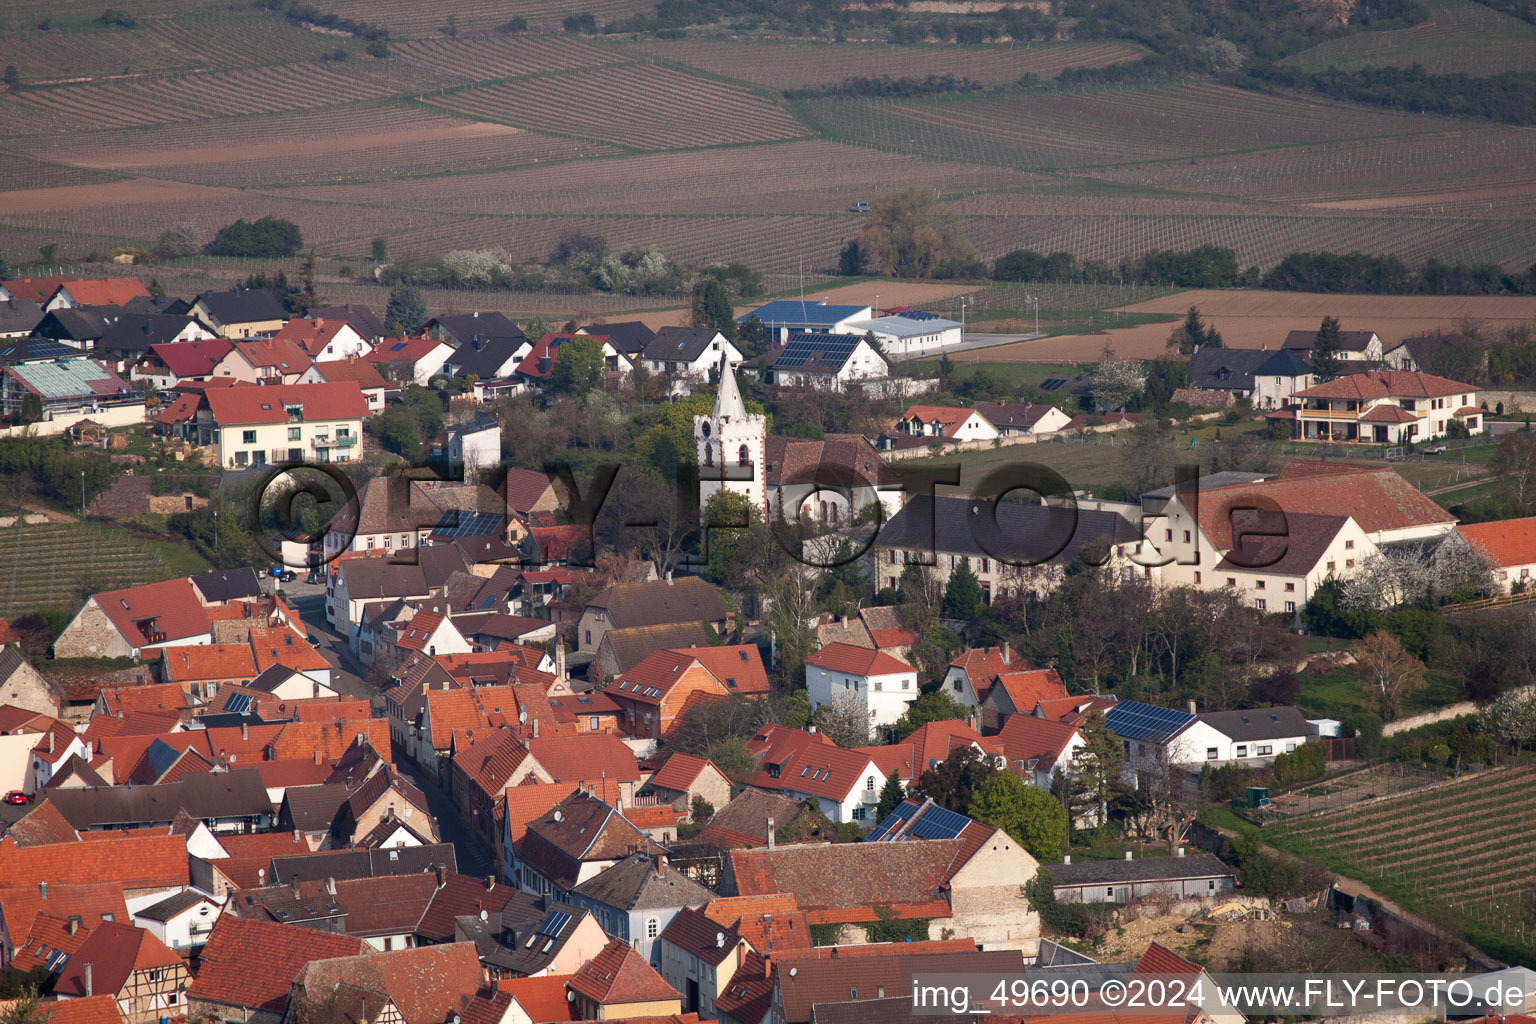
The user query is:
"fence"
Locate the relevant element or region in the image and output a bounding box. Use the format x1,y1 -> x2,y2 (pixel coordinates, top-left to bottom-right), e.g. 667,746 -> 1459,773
1442,590 -> 1536,616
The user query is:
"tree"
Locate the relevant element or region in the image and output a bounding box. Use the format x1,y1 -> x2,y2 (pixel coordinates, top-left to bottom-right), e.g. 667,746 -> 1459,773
1092,343 -> 1147,412
737,314 -> 769,359
1479,688 -> 1536,754
968,772 -> 1067,861
943,556 -> 983,619
2,66 -> 18,90
1165,306 -> 1222,355
371,236 -> 388,262
154,222 -> 198,260
854,187 -> 977,278
916,744 -> 995,812
1120,746 -> 1198,854
1067,711 -> 1123,827
549,336 -> 607,397
765,561 -> 819,686
838,239 -> 865,276
875,769 -> 906,820
18,394 -> 41,424
208,215 -> 302,258
1355,630 -> 1425,720
691,278 -> 738,342
1490,432 -> 1536,514
1311,315 -> 1344,382
812,689 -> 870,746
894,690 -> 968,739
0,987 -> 51,1024
384,285 -> 426,335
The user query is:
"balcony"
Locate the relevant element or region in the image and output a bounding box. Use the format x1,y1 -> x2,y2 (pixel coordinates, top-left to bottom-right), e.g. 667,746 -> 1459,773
1296,407 -> 1360,420
312,434 -> 358,450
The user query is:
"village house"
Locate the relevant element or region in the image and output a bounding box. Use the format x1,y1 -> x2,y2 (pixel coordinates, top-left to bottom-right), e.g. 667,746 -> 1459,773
764,333 -> 889,390
873,496 -> 1147,602
842,310 -> 962,357
639,753 -> 732,819
515,333 -> 633,388
1288,370 -> 1482,444
511,790 -> 663,898
856,720 -> 1004,792
190,288 -> 287,340
803,643 -> 918,738
98,314 -> 216,375
298,357 -> 391,413
44,279 -> 151,312
0,358 -> 135,421
1458,516 -> 1536,590
206,337 -> 312,385
1046,850 -> 1236,904
576,576 -> 730,656
1284,326 -> 1383,363
0,300 -> 45,341
735,300 -> 871,344
447,416 -> 502,473
942,644 -> 1066,715
972,400 -> 1073,437
54,577 -> 213,660
130,337 -> 232,390
892,404 -> 999,444
271,317 -> 372,361
1250,349 -> 1315,409
0,649 -> 59,718
743,725 -> 883,824
290,944 -> 486,1024
994,713 -> 1085,790
657,906 -> 751,1018
310,304 -> 388,343
368,336 -> 456,386
440,323 -> 533,381
52,922 -> 188,1024
569,850 -> 713,963
641,327 -> 743,383
567,939 -> 683,1020
129,891 -> 220,954
189,915 -> 369,1024
725,814 -> 1040,949
197,381 -> 366,468
604,649 -> 734,740
1107,699 -> 1315,771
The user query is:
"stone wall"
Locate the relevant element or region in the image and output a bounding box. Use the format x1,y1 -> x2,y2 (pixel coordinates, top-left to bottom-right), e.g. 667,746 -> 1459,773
52,600 -> 132,660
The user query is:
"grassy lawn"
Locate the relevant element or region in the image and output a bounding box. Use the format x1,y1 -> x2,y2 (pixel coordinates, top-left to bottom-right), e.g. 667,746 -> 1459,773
1298,665 -> 1464,721
896,359 -> 1081,390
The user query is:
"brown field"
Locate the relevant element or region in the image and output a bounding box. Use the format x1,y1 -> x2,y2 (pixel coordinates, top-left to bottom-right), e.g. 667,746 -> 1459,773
1073,128 -> 1536,205
612,37 -> 1145,89
285,0 -> 658,33
0,152 -> 126,192
423,63 -> 810,149
266,139 -> 1036,215
962,289 -> 1536,363
389,35 -> 626,80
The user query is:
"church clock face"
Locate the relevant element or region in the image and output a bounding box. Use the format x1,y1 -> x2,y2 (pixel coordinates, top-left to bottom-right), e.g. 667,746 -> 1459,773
701,421 -> 711,437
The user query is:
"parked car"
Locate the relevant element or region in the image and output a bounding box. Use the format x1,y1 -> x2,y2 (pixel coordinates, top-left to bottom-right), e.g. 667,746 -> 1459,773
275,569 -> 297,582
4,791 -> 28,806
849,200 -> 870,213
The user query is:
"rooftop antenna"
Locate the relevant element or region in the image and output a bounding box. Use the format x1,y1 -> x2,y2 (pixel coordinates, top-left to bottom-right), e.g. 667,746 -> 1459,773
799,255 -> 807,322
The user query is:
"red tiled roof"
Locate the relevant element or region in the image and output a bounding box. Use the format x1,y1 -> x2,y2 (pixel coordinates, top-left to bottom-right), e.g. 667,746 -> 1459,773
898,405 -> 985,438
151,337 -> 233,378
96,682 -> 191,717
804,642 -> 912,677
249,625 -> 331,672
311,357 -> 388,389
529,733 -> 641,787
0,882 -> 127,950
701,893 -> 811,953
659,905 -> 745,965
726,842 -> 965,922
1294,369 -> 1473,401
191,915 -> 367,1013
273,318 -> 355,355
990,668 -> 1068,711
501,468 -> 555,515
623,804 -> 685,830
206,381 -> 367,426
57,278 -> 150,307
569,939 -> 679,1005
267,719 -> 389,762
496,974 -> 578,1023
295,943 -> 484,1024
396,610 -> 446,652
502,782 -> 586,845
679,645 -> 769,696
1133,941 -> 1203,976
1183,465 -> 1452,548
94,577 -> 210,648
35,997 -> 124,1024
159,643 -> 257,682
55,922 -> 179,998
1032,695 -> 1117,726
5,800 -> 79,847
367,336 -> 449,366
745,729 -> 877,802
1460,516 -> 1536,568
234,337 -> 312,372
647,752 -> 719,793
3,275 -> 78,303
0,832 -> 185,890
995,714 -> 1081,774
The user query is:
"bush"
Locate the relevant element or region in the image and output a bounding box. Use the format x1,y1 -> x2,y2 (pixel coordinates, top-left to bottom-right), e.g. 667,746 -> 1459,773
1270,742 -> 1326,787
496,16 -> 528,31
97,8 -> 138,27
208,216 -> 302,258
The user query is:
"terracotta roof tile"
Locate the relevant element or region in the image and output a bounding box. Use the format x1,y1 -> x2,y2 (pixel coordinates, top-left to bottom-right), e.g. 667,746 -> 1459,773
1294,369 -> 1472,401
206,381 -> 367,426
496,974 -> 578,1023
191,915 -> 367,1013
995,714 -> 1081,775
267,720 -> 389,762
647,753 -> 716,793
159,643 -> 257,682
658,906 -> 745,965
295,942 -> 484,1024
55,922 -> 179,997
0,832 -> 185,890
727,842 -> 964,922
34,997 -> 124,1024
56,279 -> 150,308
528,733 -> 640,788
568,939 -> 679,1005
1458,516 -> 1536,569
804,642 -> 912,677
701,893 -> 811,953
990,669 -> 1068,711
1186,467 -> 1450,548
94,578 -> 210,649
502,783 -> 584,846
1132,941 -> 1203,975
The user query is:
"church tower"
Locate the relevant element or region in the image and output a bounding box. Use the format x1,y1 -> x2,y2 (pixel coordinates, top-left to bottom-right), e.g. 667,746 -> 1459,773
695,357 -> 766,515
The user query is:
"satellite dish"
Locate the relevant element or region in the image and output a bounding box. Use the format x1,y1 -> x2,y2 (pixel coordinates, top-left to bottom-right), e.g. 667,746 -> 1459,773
480,909 -> 488,922
553,810 -> 563,822
716,932 -> 725,948
789,968 -> 797,978
519,709 -> 528,724
566,992 -> 575,1003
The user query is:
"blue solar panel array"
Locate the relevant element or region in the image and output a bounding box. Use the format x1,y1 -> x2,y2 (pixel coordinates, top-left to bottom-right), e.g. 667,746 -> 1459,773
774,332 -> 864,370
431,511 -> 504,539
537,910 -> 571,937
865,802 -> 918,842
736,300 -> 867,325
895,311 -> 942,321
143,739 -> 183,781
865,801 -> 971,842
1105,700 -> 1194,742
224,693 -> 253,714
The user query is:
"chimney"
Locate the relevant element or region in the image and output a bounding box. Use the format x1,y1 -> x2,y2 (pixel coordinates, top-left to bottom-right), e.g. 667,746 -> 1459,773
435,864 -> 446,887
830,947 -> 838,959
665,571 -> 673,585
423,682 -> 430,695
531,717 -> 539,739
1125,850 -> 1134,860
484,875 -> 496,891
839,614 -> 848,627
39,881 -> 47,899
325,877 -> 337,896
1062,854 -> 1071,865
656,855 -> 667,877
555,644 -> 567,682
1002,641 -> 1010,665
1176,846 -> 1185,858
766,818 -> 775,850
314,749 -> 323,766
1186,699 -> 1197,715
83,963 -> 93,998
241,721 -> 249,741
291,879 -> 302,899
293,829 -> 301,843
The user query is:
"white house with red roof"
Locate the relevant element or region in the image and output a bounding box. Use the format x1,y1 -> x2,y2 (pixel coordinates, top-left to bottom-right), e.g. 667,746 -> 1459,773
995,714 -> 1084,790
271,317 -> 371,361
856,720 -> 1005,788
641,752 -> 731,817
744,724 -> 884,823
1289,369 -> 1481,444
207,337 -> 313,386
803,642 -> 919,737
893,404 -> 999,443
54,577 -> 214,660
131,337 -> 233,389
942,644 -> 1063,713
298,358 -> 390,413
44,278 -> 151,311
197,381 -> 367,468
1458,516 -> 1536,591
367,336 -> 455,386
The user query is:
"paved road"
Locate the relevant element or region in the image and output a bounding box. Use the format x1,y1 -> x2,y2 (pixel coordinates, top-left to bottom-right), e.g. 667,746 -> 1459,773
395,756 -> 497,878
269,580 -> 371,701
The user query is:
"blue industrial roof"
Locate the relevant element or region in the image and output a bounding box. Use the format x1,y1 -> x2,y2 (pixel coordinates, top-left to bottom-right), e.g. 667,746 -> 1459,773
737,300 -> 868,326
1105,700 -> 1194,743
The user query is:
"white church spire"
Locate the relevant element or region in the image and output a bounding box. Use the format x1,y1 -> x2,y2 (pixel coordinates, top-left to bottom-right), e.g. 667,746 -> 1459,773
713,353 -> 747,423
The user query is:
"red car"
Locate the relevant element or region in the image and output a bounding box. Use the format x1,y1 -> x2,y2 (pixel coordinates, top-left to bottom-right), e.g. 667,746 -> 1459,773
4,792 -> 27,806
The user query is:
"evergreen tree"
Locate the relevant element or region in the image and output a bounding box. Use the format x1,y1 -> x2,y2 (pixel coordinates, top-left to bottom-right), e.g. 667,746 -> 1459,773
691,278 -> 738,341
737,314 -> 769,358
838,239 -> 865,276
875,770 -> 906,821
1311,314 -> 1344,381
943,556 -> 983,619
384,285 -> 427,335
19,394 -> 42,424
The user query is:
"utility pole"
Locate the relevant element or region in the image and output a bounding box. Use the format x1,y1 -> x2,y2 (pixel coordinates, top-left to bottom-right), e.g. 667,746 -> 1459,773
80,471 -> 84,517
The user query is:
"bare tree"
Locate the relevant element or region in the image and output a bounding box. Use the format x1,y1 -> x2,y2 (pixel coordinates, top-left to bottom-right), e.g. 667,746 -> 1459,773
1121,745 -> 1199,854
813,689 -> 871,746
1355,630 -> 1426,720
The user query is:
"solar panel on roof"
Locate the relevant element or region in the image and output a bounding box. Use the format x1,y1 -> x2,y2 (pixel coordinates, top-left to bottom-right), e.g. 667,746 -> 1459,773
866,801 -> 921,842
225,693 -> 253,714
906,804 -> 971,840
431,511 -> 504,539
1106,701 -> 1193,742
896,310 -> 941,321
1040,378 -> 1068,392
537,910 -> 571,937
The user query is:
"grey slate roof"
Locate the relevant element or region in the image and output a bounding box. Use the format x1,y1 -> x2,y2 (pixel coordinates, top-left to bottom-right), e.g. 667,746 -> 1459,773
268,843 -> 458,883
642,326 -> 725,364
33,307 -> 117,342
309,304 -> 387,341
1045,851 -> 1233,886
281,783 -> 356,831
448,335 -> 529,379
44,768 -> 272,828
429,312 -> 526,347
571,851 -> 714,912
1196,705 -> 1315,742
136,889 -> 215,921
876,495 -> 1141,567
0,300 -> 44,338
191,567 -> 263,603
579,321 -> 654,355
96,313 -> 200,353
196,288 -> 287,325
1253,348 -> 1313,378
1188,348 -> 1272,392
